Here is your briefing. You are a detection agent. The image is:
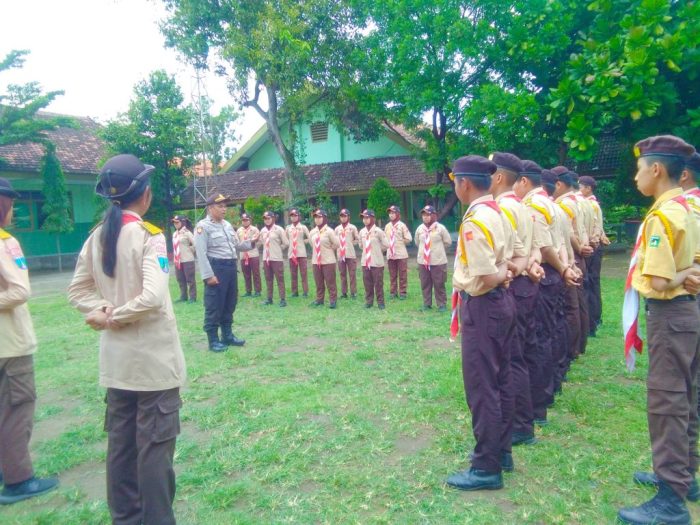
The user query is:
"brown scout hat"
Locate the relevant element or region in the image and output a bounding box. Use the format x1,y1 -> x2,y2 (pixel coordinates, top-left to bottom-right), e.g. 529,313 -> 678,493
489,152 -> 523,174
339,208 -> 350,216
206,193 -> 232,206
452,155 -> 497,181
420,205 -> 437,215
387,205 -> 401,213
289,208 -> 300,216
313,209 -> 327,217
685,152 -> 700,173
360,209 -> 375,218
551,165 -> 576,186
96,154 -> 155,200
0,177 -> 21,199
579,175 -> 597,189
634,135 -> 695,159
519,160 -> 543,185
241,212 -> 252,221
262,211 -> 275,219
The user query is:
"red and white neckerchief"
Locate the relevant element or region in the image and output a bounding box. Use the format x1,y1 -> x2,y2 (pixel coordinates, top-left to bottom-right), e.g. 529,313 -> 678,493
450,199 -> 501,341
622,195 -> 689,371
314,226 -> 323,266
241,227 -> 250,266
172,230 -> 181,270
364,227 -> 373,269
423,223 -> 435,270
388,223 -> 396,258
263,227 -> 272,266
339,225 -> 347,262
290,226 -> 298,265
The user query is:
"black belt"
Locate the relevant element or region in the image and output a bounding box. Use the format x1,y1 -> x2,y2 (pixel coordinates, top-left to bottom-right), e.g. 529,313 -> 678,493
459,288 -> 504,300
646,295 -> 697,305
208,257 -> 237,266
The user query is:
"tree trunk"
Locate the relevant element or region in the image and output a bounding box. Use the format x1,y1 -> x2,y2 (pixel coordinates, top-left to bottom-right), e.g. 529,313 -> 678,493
55,235 -> 63,272
437,192 -> 459,221
266,90 -> 298,205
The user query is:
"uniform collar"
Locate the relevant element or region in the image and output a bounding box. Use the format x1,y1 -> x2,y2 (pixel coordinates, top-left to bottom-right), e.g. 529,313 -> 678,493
555,190 -> 576,204
466,193 -> 495,214
123,210 -> 142,220
524,187 -> 547,200
650,187 -> 684,212
496,190 -> 517,202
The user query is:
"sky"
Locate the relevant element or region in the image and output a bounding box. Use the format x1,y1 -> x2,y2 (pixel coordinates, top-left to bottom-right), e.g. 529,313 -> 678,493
0,0 -> 263,146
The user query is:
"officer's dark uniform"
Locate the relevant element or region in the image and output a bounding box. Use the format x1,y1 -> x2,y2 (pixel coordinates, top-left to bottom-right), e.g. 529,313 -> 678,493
194,194 -> 255,352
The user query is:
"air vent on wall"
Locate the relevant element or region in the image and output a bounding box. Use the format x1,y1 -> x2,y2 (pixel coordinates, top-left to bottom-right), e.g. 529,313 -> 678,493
310,122 -> 329,142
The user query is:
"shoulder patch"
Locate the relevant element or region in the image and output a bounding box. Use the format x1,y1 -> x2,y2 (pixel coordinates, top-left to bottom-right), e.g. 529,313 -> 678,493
0,228 -> 11,240
5,236 -> 28,269
649,235 -> 661,248
140,221 -> 163,235
196,226 -> 203,234
150,234 -> 169,273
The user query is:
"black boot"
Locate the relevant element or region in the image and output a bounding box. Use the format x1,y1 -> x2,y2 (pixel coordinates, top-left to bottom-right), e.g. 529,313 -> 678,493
446,468 -> 503,491
0,476 -> 59,505
634,471 -> 700,502
207,331 -> 227,352
512,431 -> 538,446
221,325 -> 245,346
618,479 -> 691,525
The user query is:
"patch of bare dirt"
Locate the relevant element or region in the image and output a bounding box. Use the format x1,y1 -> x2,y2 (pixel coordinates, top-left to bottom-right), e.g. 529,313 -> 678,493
60,461 -> 106,502
386,427 -> 435,466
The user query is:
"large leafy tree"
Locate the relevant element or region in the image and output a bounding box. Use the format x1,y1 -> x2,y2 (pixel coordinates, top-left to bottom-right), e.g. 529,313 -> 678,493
160,0 -> 361,201
101,70 -> 197,233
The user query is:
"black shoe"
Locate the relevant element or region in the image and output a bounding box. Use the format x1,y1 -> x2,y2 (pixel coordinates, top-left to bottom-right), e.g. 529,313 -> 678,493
618,479 -> 690,524
175,298 -> 187,303
188,299 -> 197,303
253,292 -> 261,297
364,303 -> 373,308
378,303 -> 385,310
588,329 -> 597,337
399,295 -> 407,300
0,476 -> 59,505
279,300 -> 287,307
512,432 -> 538,446
437,305 -> 447,312
243,292 -> 252,297
310,301 -> 323,307
207,331 -> 228,352
262,299 -> 273,305
390,293 -> 399,299
446,468 -> 503,491
221,326 -> 245,346
341,293 -> 348,299
634,472 -> 700,502
303,292 -> 308,298
501,452 -> 514,473
329,302 -> 337,309
420,305 -> 432,311
351,294 -> 357,299
534,418 -> 548,427
291,292 -> 299,297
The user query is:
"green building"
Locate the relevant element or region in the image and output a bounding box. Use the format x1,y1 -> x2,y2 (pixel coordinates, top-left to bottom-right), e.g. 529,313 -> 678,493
181,109 -> 457,231
0,115 -> 104,270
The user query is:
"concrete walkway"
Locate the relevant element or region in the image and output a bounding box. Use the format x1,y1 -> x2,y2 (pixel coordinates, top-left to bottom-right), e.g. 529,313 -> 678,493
29,270 -> 76,297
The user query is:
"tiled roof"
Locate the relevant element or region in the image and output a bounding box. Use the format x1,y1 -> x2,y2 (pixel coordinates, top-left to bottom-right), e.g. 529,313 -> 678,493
0,113 -> 105,175
180,155 -> 436,208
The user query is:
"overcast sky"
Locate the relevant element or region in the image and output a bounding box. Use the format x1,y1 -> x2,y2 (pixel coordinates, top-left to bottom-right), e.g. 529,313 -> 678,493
1,0 -> 263,145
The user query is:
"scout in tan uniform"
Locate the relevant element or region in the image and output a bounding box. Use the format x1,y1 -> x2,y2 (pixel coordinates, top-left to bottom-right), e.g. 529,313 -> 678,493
618,136 -> 700,525
237,213 -> 262,297
172,215 -> 197,302
68,155 -> 187,525
446,155 -> 526,492
359,209 -> 389,309
414,205 -> 452,311
335,208 -> 360,299
286,208 -> 310,297
385,205 -> 412,299
309,209 -> 340,308
258,211 -> 289,306
0,178 -> 59,505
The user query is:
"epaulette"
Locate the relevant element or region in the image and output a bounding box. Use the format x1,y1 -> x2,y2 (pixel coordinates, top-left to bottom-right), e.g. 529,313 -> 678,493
0,228 -> 11,240
140,221 -> 163,235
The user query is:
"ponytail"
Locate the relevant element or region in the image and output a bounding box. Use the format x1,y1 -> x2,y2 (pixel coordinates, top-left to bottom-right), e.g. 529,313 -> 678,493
100,203 -> 123,278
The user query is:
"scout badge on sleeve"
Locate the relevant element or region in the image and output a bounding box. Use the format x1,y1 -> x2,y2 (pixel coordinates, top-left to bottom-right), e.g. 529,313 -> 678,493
152,235 -> 169,273
6,236 -> 28,270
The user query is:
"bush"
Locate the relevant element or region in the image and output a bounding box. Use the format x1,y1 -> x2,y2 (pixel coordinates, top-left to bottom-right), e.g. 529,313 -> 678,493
244,195 -> 285,225
367,177 -> 400,223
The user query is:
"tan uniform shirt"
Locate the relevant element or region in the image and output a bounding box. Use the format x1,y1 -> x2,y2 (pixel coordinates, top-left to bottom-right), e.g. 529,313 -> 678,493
286,223 -> 310,259
174,228 -> 196,263
309,225 -> 340,265
0,230 -> 37,358
523,187 -> 555,250
335,223 -> 360,260
556,191 -> 588,247
587,197 -> 604,243
68,211 -> 186,391
359,225 -> 389,268
576,191 -> 596,243
415,222 -> 452,266
497,191 -> 533,258
258,225 -> 289,262
453,194 -> 514,296
552,203 -> 574,265
683,188 -> 700,259
385,220 -> 412,260
632,188 -> 698,300
237,226 -> 261,258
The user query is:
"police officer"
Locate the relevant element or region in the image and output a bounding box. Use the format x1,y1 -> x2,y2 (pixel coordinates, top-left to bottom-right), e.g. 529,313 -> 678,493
309,209 -> 340,308
618,136 -> 700,525
68,154 -> 186,524
195,194 -> 257,351
237,213 -> 262,297
385,205 -> 412,299
286,208 -> 310,298
359,209 -> 389,309
447,155 -> 527,491
414,205 -> 452,311
335,208 -> 360,299
0,178 -> 59,505
172,215 -> 197,303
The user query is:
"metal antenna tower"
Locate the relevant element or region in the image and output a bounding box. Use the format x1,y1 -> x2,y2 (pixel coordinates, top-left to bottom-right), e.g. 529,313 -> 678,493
193,68 -> 210,218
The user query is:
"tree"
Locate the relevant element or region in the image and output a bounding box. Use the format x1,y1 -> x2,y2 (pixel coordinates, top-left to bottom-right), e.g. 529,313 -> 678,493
40,143 -> 73,271
243,195 -> 285,225
367,178 -> 400,225
160,0 -> 361,202
0,49 -> 70,164
101,70 -> 197,237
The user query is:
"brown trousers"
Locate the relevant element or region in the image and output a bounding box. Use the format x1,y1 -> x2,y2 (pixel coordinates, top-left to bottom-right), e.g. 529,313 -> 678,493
264,260 -> 286,301
313,263 -> 338,304
362,265 -> 385,306
338,258 -> 357,296
0,355 -> 36,485
105,387 -> 181,525
646,299 -> 700,498
289,257 -> 309,295
175,260 -> 196,301
418,263 -> 448,308
387,258 -> 408,296
241,256 -> 262,294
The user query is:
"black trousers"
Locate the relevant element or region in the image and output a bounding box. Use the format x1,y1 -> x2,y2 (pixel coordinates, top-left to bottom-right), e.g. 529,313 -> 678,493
204,258 -> 238,334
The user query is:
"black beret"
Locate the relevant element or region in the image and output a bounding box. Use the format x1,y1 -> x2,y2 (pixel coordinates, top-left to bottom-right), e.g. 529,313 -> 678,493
387,205 -> 401,213
685,152 -> 700,173
313,209 -> 327,217
452,155 -> 497,180
634,135 -> 695,159
540,169 -> 557,188
0,177 -> 20,199
421,205 -> 437,215
96,154 -> 155,199
489,152 -> 523,174
520,160 -> 543,185
579,176 -> 597,188
551,165 -> 575,186
205,193 -> 232,206
360,209 -> 375,218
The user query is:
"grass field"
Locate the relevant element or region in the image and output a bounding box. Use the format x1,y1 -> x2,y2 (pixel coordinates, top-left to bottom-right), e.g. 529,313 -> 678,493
1,255 -> 698,524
